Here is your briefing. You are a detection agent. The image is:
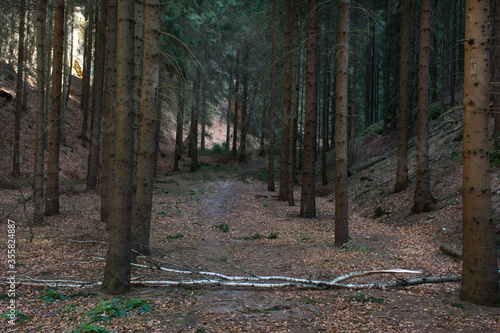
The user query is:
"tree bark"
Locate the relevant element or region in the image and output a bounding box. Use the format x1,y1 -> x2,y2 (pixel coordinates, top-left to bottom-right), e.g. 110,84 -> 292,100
394,0 -> 412,193
288,1 -> 299,205
349,9 -> 358,166
411,0 -> 435,214
173,80 -> 184,172
225,69 -> 232,151
87,0 -> 107,190
239,48 -> 249,163
232,52 -> 239,157
33,0 -> 47,225
267,0 -> 278,192
102,0 -> 136,295
334,0 -> 350,247
101,0 -> 117,223
80,3 -> 94,147
136,0 -> 160,256
44,0 -> 65,216
300,0 -> 317,218
321,7 -> 330,187
278,0 -> 292,201
460,0 -> 499,307
13,0 -> 26,177
493,0 -> 500,137
190,75 -> 199,171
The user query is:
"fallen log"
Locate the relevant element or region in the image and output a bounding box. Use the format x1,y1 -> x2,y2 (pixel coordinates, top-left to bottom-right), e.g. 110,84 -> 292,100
439,244 -> 463,259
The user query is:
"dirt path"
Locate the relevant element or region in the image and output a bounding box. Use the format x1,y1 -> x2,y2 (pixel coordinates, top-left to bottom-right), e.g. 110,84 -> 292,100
0,171 -> 499,332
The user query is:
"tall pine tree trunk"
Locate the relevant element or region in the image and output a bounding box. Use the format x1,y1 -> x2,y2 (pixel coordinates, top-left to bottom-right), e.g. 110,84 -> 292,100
239,48 -> 249,163
335,0 -> 350,246
288,2 -> 299,205
173,80 -> 184,172
44,0 -> 65,216
136,0 -> 160,256
493,0 -> 500,137
394,0 -> 411,193
460,0 -> 499,307
232,52 -> 239,157
412,0 -> 435,214
102,0 -> 136,295
267,0 -> 278,192
33,0 -> 47,225
101,0 -> 117,223
13,0 -> 26,177
278,0 -> 292,201
80,3 -> 94,147
87,0 -> 107,190
300,0 -> 317,218
348,9 -> 358,166
190,75 -> 199,171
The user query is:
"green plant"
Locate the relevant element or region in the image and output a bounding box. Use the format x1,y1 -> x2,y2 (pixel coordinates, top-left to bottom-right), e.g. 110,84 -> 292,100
212,223 -> 230,233
348,294 -> 386,304
72,323 -> 113,333
87,299 -> 127,322
254,168 -> 268,182
429,105 -> 442,120
1,308 -> 28,323
35,288 -> 68,302
206,143 -> 230,155
373,127 -> 384,135
166,233 -> 184,240
195,327 -> 206,333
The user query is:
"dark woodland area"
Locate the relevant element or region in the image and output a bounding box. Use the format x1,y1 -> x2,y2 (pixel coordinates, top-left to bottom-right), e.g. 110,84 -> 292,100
0,0 -> 499,331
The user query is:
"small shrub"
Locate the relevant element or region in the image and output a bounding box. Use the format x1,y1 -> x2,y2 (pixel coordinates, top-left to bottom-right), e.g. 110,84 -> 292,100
206,143 -> 230,155
348,294 -> 386,304
166,233 -> 184,240
373,207 -> 390,219
1,308 -> 28,323
212,223 -> 230,233
373,127 -> 384,135
35,288 -> 68,302
429,105 -> 441,120
72,323 -> 113,333
255,169 -> 268,182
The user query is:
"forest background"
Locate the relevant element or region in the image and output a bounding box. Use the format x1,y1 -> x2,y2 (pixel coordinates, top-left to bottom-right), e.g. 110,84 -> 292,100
0,0 -> 499,331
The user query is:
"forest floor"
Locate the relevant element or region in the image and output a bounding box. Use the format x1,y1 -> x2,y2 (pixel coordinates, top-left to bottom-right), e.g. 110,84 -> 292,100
0,66 -> 499,331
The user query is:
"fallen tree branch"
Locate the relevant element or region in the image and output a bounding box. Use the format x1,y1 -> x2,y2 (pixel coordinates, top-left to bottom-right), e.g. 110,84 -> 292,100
439,244 -> 463,259
3,267 -> 495,290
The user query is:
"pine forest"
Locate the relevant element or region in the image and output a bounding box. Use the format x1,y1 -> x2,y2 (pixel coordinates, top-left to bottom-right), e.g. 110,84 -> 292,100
0,0 -> 499,331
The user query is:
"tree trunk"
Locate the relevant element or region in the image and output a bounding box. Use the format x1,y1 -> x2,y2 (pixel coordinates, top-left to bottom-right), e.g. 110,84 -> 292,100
349,9 -> 358,166
394,0 -> 412,193
267,0 -> 278,192
44,0 -> 65,216
278,0 -> 292,201
136,0 -> 160,256
321,7 -> 330,187
493,0 -> 500,137
87,1 -> 107,190
102,0 -> 136,295
239,48 -> 249,163
335,0 -> 350,247
33,0 -> 47,225
13,0 -> 26,177
288,1 -> 299,205
101,0 -> 117,224
411,0 -> 435,214
300,0 -> 317,218
232,52 -> 239,157
225,69 -> 232,151
450,3 -> 457,106
382,0 -> 392,134
61,7 -> 74,145
460,0 -> 499,307
190,76 -> 199,171
173,81 -> 184,172
201,80 -> 207,151
80,3 -> 94,147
